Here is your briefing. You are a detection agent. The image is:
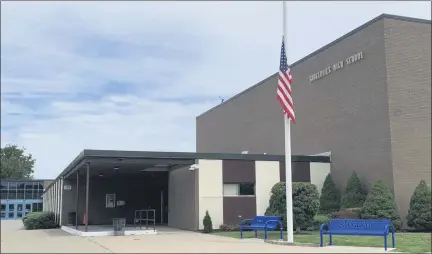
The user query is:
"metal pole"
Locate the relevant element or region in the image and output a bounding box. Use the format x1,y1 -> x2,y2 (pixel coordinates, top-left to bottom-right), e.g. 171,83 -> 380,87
160,190 -> 163,224
282,1 -> 294,243
59,178 -> 64,226
85,163 -> 90,232
75,171 -> 79,230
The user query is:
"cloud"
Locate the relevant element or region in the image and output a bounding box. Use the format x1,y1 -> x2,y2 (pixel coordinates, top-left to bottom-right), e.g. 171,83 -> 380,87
1,1 -> 430,178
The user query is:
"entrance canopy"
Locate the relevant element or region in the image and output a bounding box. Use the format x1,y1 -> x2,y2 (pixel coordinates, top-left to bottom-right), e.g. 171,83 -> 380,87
47,149 -> 289,186
62,151 -> 197,180
43,149 -> 329,232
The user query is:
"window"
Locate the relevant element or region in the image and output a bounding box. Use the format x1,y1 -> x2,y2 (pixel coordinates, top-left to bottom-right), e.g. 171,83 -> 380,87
25,187 -> 33,199
35,183 -> 44,190
33,190 -> 43,200
17,189 -> 25,199
32,202 -> 43,212
0,182 -> 7,200
223,183 -> 255,196
9,182 -> 17,190
24,182 -> 33,191
0,190 -> 7,200
8,189 -> 17,199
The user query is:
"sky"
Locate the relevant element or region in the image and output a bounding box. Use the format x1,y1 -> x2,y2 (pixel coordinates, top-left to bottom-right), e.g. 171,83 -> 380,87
1,1 -> 431,179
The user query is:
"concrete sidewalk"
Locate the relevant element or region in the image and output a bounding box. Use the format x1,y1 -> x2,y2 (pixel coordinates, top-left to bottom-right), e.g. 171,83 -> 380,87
1,220 -> 392,253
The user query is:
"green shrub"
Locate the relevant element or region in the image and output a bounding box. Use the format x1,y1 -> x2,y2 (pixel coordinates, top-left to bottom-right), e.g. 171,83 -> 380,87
312,215 -> 330,230
265,182 -> 320,233
203,210 -> 213,233
340,172 -> 367,209
265,182 -> 287,222
331,209 -> 361,219
219,224 -> 238,232
319,173 -> 341,214
406,180 -> 432,231
361,180 -> 401,229
22,211 -> 58,230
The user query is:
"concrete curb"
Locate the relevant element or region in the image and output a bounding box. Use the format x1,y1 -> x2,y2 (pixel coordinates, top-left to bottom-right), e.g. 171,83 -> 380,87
265,239 -> 329,247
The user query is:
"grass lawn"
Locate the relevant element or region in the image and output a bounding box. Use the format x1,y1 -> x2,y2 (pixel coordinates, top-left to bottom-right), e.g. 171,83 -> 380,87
213,231 -> 431,253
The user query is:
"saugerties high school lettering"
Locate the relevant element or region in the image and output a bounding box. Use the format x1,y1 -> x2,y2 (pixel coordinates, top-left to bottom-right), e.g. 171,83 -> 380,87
309,52 -> 364,82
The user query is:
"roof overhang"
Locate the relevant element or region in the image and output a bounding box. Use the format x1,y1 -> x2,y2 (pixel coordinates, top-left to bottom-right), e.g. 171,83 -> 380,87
44,149 -> 331,192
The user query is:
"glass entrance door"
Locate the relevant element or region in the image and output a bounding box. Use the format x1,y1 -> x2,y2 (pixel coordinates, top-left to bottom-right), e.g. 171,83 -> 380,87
1,202 -> 26,220
24,203 -> 32,216
8,203 -> 15,219
1,204 -> 6,219
16,203 -> 23,219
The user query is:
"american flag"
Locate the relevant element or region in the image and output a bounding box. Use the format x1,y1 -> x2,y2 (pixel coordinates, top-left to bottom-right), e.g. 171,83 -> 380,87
277,37 -> 296,123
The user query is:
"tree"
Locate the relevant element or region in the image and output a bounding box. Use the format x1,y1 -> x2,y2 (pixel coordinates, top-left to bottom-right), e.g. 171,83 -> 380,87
203,210 -> 213,233
265,182 -> 320,233
406,180 -> 432,231
265,182 -> 287,222
0,144 -> 35,179
361,180 -> 401,229
340,172 -> 367,209
319,173 -> 341,214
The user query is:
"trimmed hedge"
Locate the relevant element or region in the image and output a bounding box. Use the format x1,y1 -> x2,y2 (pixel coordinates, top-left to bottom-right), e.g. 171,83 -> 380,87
22,211 -> 58,230
340,172 -> 367,209
319,173 -> 341,214
361,180 -> 401,229
331,208 -> 361,219
219,224 -> 238,232
203,210 -> 213,233
406,180 -> 432,231
265,182 -> 320,232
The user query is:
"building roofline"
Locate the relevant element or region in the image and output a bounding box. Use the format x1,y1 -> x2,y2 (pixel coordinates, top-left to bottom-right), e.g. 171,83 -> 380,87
0,179 -> 53,182
44,149 -> 331,191
197,13 -> 431,118
81,149 -> 330,162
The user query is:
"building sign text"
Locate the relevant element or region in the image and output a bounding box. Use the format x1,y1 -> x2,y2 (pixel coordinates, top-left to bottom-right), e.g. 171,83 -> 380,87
309,52 -> 364,82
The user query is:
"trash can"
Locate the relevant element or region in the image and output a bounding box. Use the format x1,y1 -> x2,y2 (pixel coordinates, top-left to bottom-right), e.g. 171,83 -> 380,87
68,212 -> 76,226
113,218 -> 126,236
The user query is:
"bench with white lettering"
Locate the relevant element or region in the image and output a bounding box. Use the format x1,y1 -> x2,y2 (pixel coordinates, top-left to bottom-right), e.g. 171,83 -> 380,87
239,216 -> 283,240
320,219 -> 395,251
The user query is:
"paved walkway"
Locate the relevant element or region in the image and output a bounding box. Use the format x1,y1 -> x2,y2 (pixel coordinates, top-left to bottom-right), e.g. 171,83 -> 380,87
1,220 -> 391,253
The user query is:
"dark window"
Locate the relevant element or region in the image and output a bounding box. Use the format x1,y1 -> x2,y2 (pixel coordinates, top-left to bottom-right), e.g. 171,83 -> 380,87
33,203 -> 37,212
24,182 -> 33,190
9,182 -> 17,190
25,203 -> 31,213
8,189 -> 17,199
36,183 -> 44,190
17,182 -> 25,199
1,190 -> 7,199
36,202 -> 43,212
239,183 -> 255,196
17,182 -> 25,189
31,202 -> 43,212
17,189 -> 25,199
25,188 -> 33,199
33,190 -> 43,200
0,182 -> 7,190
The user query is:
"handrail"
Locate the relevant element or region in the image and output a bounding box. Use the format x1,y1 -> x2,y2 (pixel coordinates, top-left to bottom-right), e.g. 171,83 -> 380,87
239,219 -> 254,226
320,223 -> 329,231
134,209 -> 156,232
264,219 -> 283,240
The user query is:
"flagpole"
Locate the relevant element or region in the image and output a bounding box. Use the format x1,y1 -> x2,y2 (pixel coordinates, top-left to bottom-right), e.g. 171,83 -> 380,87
282,0 -> 294,243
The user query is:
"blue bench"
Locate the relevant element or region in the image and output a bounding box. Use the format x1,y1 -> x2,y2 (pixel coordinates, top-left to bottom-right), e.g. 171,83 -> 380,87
320,219 -> 395,251
239,216 -> 283,240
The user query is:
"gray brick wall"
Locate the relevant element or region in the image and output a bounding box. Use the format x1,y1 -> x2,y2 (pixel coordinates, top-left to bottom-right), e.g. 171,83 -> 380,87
196,74 -> 284,155
196,16 -> 431,227
197,18 -> 395,193
384,18 -> 431,221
